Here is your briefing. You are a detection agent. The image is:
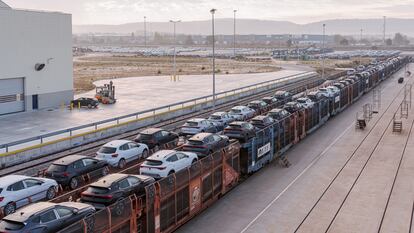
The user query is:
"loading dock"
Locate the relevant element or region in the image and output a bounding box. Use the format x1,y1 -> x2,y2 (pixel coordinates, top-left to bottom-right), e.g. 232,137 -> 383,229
0,77 -> 25,115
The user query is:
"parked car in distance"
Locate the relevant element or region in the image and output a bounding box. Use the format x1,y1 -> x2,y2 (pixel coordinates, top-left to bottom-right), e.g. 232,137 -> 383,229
356,65 -> 365,72
45,155 -> 109,190
0,202 -> 95,233
347,69 -> 356,76
223,121 -> 256,142
182,133 -> 229,157
262,96 -> 279,107
140,150 -> 198,179
80,173 -> 155,209
284,102 -> 303,113
96,140 -> 148,169
267,108 -> 291,121
180,118 -> 218,136
274,91 -> 292,104
71,97 -> 99,109
134,128 -> 178,150
250,116 -> 275,129
318,88 -> 335,98
228,106 -> 256,121
208,112 -> 234,128
247,100 -> 269,114
0,175 -> 58,216
297,97 -> 315,109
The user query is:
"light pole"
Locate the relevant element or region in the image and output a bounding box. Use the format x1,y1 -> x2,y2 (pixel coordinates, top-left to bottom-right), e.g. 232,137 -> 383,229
211,8 -> 217,110
233,9 -> 237,58
144,16 -> 147,47
322,23 -> 326,80
170,20 -> 181,81
360,28 -> 363,42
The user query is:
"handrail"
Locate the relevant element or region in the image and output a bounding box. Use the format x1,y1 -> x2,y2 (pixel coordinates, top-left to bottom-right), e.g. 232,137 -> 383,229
0,71 -> 316,153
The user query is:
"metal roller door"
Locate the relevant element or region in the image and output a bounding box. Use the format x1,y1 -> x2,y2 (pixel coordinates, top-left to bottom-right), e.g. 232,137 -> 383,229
0,78 -> 25,115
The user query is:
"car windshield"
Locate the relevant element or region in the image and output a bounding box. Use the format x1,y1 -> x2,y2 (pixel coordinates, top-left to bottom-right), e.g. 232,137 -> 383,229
188,140 -> 204,145
230,109 -> 241,114
98,147 -> 117,154
251,120 -> 263,124
137,134 -> 153,140
297,99 -> 306,103
229,124 -> 242,128
209,115 -> 221,120
87,186 -> 110,194
0,219 -> 25,230
144,160 -> 163,166
184,121 -> 199,127
47,164 -> 67,172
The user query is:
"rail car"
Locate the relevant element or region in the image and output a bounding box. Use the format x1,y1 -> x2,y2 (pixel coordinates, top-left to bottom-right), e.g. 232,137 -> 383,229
3,56 -> 408,233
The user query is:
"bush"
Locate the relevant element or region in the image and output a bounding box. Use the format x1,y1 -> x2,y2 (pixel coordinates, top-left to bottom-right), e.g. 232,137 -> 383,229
179,68 -> 183,72
201,66 -> 206,70
157,70 -> 162,74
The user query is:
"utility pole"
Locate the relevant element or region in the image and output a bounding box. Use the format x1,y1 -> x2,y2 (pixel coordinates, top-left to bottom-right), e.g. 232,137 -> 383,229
233,9 -> 237,58
383,16 -> 386,46
210,8 -> 217,110
360,28 -> 363,42
322,24 -> 326,80
170,20 -> 181,81
144,16 -> 147,47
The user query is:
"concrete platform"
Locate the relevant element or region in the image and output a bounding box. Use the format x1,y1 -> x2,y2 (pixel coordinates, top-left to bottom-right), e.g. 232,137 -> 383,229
177,64 -> 414,233
0,69 -> 304,145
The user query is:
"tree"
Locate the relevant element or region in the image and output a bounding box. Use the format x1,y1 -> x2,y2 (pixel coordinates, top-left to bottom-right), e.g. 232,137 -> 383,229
385,38 -> 393,46
333,34 -> 345,45
340,38 -> 349,46
393,33 -> 409,45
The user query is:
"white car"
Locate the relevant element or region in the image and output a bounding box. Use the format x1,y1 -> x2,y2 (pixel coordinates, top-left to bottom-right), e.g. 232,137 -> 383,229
208,112 -> 234,127
297,97 -> 315,108
140,150 -> 198,178
228,106 -> 256,121
96,140 -> 149,168
180,118 -> 218,135
326,86 -> 340,95
0,175 -> 58,216
318,88 -> 335,98
347,69 -> 356,76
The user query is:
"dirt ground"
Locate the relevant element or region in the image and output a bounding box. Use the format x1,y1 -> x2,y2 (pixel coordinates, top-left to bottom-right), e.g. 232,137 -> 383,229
73,54 -> 281,93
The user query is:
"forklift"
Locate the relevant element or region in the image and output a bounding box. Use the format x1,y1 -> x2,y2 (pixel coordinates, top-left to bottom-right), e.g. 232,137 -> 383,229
95,81 -> 116,104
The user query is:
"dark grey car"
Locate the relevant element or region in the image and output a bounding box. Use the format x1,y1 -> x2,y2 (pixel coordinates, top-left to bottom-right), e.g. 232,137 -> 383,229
182,133 -> 230,157
0,202 -> 95,233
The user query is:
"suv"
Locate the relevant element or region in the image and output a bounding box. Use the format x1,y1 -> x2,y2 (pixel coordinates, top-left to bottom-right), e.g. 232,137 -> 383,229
274,91 -> 292,104
182,133 -> 229,157
45,155 -> 109,190
297,97 -> 314,109
180,118 -> 218,136
284,102 -> 303,113
262,96 -> 279,107
134,128 -> 178,150
0,175 -> 58,216
228,106 -> 256,121
267,108 -> 291,121
307,91 -> 325,102
223,121 -> 256,142
140,150 -> 198,179
0,202 -> 95,233
80,173 -> 154,209
250,116 -> 275,129
208,112 -> 234,128
96,140 -> 149,168
247,101 -> 269,115
71,97 -> 99,109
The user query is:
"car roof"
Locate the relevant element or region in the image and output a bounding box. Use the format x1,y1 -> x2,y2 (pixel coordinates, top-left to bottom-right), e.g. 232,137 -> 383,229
188,118 -> 205,122
189,133 -> 213,141
249,100 -> 263,104
103,140 -> 131,148
232,106 -> 246,110
297,97 -> 309,101
148,150 -> 176,160
0,175 -> 32,188
53,155 -> 89,165
252,115 -> 269,120
229,121 -> 246,126
275,91 -> 287,94
92,173 -> 129,188
140,128 -> 162,135
269,108 -> 284,113
212,112 -> 226,116
4,202 -> 56,222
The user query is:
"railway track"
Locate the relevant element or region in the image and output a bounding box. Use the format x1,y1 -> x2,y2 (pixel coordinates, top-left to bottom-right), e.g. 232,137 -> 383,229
293,77 -> 413,233
1,74 -> 324,177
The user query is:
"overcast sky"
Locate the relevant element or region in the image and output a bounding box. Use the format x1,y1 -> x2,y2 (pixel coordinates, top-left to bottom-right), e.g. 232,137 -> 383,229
5,0 -> 414,25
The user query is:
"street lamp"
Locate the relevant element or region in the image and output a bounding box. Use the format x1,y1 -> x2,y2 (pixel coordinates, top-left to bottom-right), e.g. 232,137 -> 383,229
211,8 -> 217,109
360,28 -> 363,43
322,23 -> 326,80
144,16 -> 147,47
233,10 -> 237,58
170,20 -> 181,81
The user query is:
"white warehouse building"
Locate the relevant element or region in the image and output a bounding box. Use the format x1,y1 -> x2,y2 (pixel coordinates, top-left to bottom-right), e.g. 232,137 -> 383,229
0,1 -> 73,115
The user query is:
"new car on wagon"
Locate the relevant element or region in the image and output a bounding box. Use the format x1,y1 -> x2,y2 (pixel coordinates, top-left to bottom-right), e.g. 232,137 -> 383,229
182,133 -> 230,157
45,155 -> 109,190
0,175 -> 58,216
0,202 -> 95,233
96,140 -> 149,168
134,128 -> 179,150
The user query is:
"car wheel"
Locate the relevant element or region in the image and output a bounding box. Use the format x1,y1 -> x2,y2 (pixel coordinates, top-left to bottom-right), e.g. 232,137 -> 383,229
142,149 -> 149,159
118,159 -> 126,169
69,177 -> 79,190
87,104 -> 92,109
3,203 -> 16,216
192,159 -> 198,164
46,186 -> 57,200
168,170 -> 175,176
